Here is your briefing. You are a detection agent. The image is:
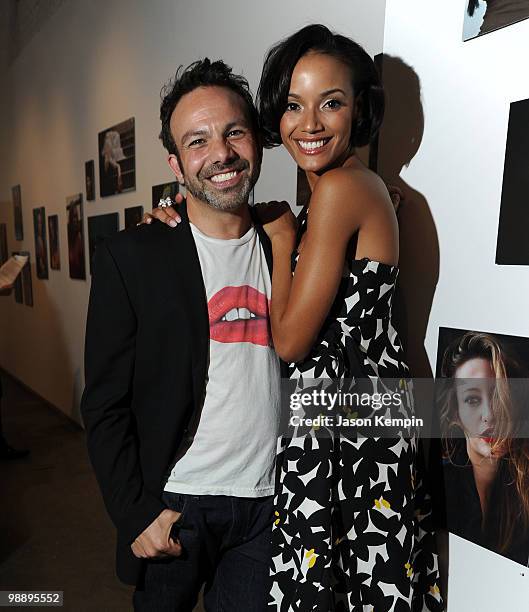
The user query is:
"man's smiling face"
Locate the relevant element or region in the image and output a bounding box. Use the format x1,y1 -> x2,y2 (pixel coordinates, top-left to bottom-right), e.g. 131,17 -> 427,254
168,85 -> 261,211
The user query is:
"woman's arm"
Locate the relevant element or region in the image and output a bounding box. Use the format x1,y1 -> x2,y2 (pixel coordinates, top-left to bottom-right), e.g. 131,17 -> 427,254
270,168 -> 388,363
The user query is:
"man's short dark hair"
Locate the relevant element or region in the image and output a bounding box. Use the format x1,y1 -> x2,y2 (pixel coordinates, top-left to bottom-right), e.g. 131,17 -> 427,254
159,58 -> 260,155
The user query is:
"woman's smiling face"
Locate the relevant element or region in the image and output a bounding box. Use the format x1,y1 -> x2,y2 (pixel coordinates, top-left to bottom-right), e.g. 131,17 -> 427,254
279,52 -> 357,176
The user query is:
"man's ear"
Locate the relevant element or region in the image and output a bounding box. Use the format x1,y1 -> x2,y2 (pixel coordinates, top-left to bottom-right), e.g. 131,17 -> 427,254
168,154 -> 184,185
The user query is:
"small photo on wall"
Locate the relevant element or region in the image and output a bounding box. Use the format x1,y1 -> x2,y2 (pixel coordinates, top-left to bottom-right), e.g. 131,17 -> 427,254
48,214 -> 60,270
88,213 -> 119,275
98,118 -> 136,197
0,223 -> 7,264
19,250 -> 33,307
152,182 -> 179,209
66,193 -> 86,280
12,185 -> 23,240
436,326 -> 529,566
125,206 -> 144,229
296,167 -> 311,207
496,97 -> 529,265
33,207 -> 48,279
463,0 -> 529,41
85,160 -> 95,201
11,251 -> 23,303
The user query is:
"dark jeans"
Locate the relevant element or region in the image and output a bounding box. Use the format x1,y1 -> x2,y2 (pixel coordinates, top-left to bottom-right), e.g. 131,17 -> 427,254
133,492 -> 273,612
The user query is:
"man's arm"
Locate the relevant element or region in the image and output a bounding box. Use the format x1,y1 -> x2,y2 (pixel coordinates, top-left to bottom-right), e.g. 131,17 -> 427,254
81,241 -> 167,546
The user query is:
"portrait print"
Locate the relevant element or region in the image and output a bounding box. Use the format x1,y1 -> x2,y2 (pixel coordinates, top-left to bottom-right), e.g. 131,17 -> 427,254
98,118 -> 136,197
436,326 -> 529,566
0,223 -> 7,264
19,251 -> 33,307
66,193 -> 86,280
33,207 -> 48,279
48,215 -> 60,270
151,182 -> 179,209
85,160 -> 95,201
496,97 -> 529,265
12,185 -> 23,241
124,206 -> 144,229
11,251 -> 23,304
463,0 -> 529,41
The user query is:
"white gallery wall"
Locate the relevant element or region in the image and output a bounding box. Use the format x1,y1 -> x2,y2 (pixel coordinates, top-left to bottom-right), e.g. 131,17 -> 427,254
379,1 -> 529,609
0,0 -> 387,421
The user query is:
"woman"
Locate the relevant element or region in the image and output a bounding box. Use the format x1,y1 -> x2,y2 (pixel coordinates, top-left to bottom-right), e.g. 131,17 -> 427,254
440,331 -> 529,566
147,24 -> 443,611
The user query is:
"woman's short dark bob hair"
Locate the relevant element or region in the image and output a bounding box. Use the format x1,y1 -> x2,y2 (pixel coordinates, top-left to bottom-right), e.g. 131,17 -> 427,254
257,24 -> 384,149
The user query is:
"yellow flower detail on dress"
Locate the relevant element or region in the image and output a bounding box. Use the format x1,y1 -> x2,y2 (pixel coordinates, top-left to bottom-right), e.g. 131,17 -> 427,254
305,548 -> 318,568
430,584 -> 440,595
374,496 -> 391,510
405,562 -> 414,578
312,414 -> 324,432
274,510 -> 280,526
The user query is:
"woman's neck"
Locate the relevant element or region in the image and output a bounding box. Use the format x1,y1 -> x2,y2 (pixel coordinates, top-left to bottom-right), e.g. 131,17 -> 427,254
467,439 -> 499,524
305,152 -> 360,191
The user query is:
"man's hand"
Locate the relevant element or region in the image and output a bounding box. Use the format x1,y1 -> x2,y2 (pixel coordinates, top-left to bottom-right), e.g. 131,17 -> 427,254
140,193 -> 184,227
131,508 -> 183,559
255,201 -> 297,244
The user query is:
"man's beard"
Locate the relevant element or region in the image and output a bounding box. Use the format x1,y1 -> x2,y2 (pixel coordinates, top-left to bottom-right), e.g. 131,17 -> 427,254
184,160 -> 258,211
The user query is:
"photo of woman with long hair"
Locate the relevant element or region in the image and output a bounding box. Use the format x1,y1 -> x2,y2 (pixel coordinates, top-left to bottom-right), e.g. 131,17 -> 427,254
440,330 -> 529,566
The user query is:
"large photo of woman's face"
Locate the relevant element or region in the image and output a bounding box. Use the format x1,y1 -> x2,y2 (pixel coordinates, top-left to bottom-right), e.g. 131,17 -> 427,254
436,327 -> 529,566
463,0 -> 529,41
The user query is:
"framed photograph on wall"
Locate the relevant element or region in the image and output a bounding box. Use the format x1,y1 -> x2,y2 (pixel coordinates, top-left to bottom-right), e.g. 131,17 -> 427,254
33,207 -> 48,279
12,185 -> 23,241
66,193 -> 86,280
98,118 -> 136,197
87,213 -> 119,275
0,223 -> 7,264
152,182 -> 179,209
496,97 -> 529,265
11,251 -> 23,303
48,214 -> 60,270
124,206 -> 144,229
85,160 -> 95,201
463,1 -> 529,41
19,250 -> 33,307
436,326 -> 529,566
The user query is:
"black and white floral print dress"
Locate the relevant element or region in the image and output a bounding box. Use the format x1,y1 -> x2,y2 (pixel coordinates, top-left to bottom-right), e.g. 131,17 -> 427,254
269,206 -> 444,612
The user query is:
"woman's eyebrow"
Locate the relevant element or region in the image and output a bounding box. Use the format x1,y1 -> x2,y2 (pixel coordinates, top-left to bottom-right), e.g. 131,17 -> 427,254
287,88 -> 347,99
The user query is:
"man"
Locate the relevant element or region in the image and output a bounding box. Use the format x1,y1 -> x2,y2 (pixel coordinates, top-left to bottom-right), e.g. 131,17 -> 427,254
81,59 -> 283,611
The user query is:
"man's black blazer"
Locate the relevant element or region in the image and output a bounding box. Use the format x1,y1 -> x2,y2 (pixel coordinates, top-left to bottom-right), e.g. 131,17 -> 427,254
80,201 -> 273,585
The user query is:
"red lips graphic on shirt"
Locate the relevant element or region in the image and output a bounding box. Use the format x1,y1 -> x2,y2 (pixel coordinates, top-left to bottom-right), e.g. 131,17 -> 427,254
208,285 -> 271,346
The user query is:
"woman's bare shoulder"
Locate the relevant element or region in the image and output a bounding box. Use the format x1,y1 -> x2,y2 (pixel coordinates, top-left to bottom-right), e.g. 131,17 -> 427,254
310,164 -> 391,217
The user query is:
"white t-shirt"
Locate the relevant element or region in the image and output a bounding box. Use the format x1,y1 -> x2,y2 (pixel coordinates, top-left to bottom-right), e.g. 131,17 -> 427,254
164,222 -> 280,497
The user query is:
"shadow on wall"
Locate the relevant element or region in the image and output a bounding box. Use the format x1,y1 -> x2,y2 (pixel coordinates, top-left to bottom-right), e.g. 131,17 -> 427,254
374,55 -> 449,604
3,264 -> 78,423
375,54 -> 440,379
